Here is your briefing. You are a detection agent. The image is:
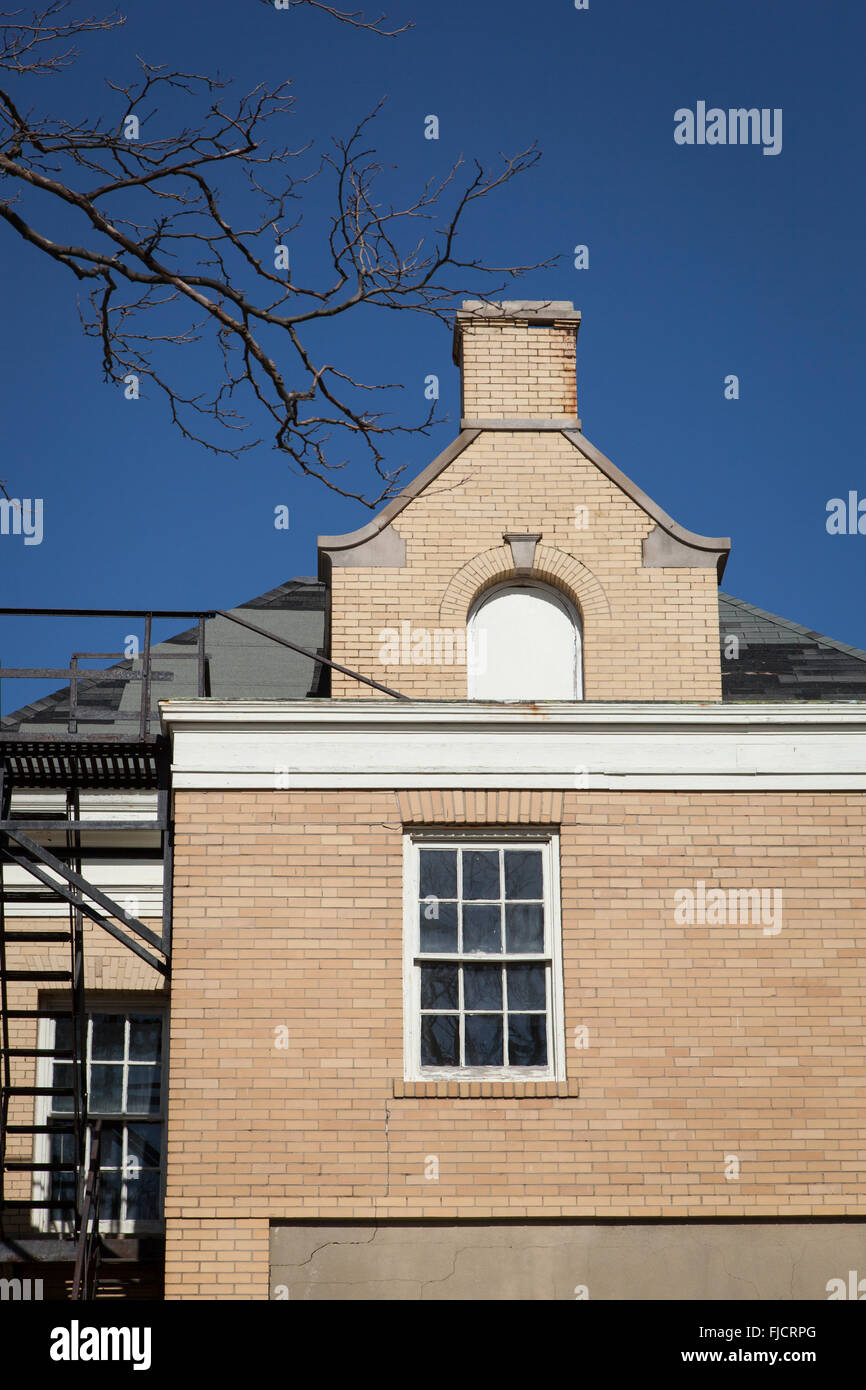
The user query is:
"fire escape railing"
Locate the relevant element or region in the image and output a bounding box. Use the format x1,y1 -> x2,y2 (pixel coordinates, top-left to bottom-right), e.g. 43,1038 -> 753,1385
0,606 -> 407,736
72,1119 -> 102,1301
0,607 -> 213,738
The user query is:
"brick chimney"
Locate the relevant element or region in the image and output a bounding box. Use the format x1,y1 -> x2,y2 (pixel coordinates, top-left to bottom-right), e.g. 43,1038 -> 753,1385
452,300 -> 581,424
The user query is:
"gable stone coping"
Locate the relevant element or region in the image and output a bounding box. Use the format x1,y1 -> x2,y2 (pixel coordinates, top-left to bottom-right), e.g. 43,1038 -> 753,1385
561,430 -> 730,580
642,523 -> 722,569
317,424 -> 730,580
325,523 -> 406,568
317,429 -> 481,574
460,417 -> 581,430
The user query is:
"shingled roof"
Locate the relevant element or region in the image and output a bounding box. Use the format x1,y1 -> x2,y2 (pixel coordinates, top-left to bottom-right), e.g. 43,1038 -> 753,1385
3,582 -> 866,738
0,578 -> 328,738
719,593 -> 866,701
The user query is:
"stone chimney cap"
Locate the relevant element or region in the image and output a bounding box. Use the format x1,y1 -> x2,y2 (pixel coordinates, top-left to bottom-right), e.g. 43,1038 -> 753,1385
457,299 -> 580,320
453,300 -> 580,364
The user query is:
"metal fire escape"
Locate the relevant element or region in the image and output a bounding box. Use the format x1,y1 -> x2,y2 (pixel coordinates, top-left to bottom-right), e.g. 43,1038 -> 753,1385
0,601 -> 402,1297
0,610 -> 189,1297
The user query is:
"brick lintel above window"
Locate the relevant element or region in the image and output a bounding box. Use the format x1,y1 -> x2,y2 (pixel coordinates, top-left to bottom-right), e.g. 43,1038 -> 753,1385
396,789 -> 564,826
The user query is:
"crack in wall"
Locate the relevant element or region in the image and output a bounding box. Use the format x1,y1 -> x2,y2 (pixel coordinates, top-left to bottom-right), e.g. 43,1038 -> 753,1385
273,1226 -> 855,1299
294,1227 -> 379,1270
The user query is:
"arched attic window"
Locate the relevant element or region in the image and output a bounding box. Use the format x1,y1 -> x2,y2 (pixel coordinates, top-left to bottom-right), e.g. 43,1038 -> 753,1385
467,582 -> 583,700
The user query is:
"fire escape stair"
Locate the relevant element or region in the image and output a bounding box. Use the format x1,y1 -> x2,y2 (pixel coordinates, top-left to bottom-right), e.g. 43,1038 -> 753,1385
1,765 -> 168,1294
1,904 -> 87,1226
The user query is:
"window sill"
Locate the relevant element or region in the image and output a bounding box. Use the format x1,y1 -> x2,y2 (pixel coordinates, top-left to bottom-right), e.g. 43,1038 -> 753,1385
393,1079 -> 579,1099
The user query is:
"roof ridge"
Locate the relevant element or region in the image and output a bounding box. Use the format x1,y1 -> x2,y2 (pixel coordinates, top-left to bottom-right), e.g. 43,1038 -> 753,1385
719,592 -> 866,665
236,576 -> 325,609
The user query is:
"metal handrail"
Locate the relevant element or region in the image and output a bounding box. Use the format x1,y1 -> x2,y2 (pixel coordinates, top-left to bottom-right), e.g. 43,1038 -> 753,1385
0,608 -> 212,735
72,1119 -> 102,1300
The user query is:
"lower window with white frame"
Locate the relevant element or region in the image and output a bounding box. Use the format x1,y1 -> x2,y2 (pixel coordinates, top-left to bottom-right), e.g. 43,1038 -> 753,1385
403,833 -> 564,1079
35,998 -> 166,1234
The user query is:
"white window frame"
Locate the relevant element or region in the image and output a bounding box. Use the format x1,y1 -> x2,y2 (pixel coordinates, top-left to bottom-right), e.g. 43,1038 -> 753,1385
32,994 -> 167,1236
467,580 -> 583,700
402,830 -> 565,1081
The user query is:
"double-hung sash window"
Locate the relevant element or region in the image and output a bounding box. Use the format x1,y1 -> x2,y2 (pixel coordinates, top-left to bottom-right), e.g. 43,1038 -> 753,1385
37,1005 -> 165,1234
404,836 -> 564,1079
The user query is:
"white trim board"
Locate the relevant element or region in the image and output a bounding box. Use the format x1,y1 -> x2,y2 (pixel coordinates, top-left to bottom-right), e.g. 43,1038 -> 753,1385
161,700 -> 866,791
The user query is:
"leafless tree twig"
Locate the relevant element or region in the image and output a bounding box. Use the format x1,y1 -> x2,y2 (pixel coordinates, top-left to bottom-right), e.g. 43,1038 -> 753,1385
0,4 -> 553,504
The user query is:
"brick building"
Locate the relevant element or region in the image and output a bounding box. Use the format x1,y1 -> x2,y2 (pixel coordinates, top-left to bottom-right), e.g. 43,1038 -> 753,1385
2,301 -> 866,1300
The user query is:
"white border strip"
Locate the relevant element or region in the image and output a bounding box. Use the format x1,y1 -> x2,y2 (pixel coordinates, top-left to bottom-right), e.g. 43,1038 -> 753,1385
161,700 -> 866,728
162,700 -> 866,791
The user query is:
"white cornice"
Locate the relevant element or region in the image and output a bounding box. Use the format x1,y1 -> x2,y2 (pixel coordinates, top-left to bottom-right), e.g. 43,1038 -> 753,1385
159,699 -> 866,728
161,700 -> 866,791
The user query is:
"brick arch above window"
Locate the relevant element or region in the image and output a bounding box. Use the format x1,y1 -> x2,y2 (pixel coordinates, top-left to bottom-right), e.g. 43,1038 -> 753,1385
437,543 -> 612,624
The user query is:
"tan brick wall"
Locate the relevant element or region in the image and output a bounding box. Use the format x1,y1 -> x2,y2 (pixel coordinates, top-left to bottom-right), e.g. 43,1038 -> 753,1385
329,431 -> 721,700
459,320 -> 578,420
164,1217 -> 269,1301
164,788 -> 866,1297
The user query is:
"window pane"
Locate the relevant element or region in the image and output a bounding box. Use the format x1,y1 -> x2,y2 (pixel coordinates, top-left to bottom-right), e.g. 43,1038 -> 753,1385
49,1127 -> 76,1220
91,1014 -> 125,1061
126,1065 -> 161,1115
504,850 -> 543,900
419,899 -> 458,953
126,1168 -> 160,1222
462,904 -> 501,953
54,1017 -> 73,1055
420,964 -> 458,1011
463,964 -> 502,1011
50,1176 -> 75,1222
508,1014 -> 548,1067
421,1015 -> 459,1066
462,850 -> 500,900
419,850 -> 457,899
465,1015 -> 503,1066
127,1122 -> 162,1169
129,1016 -> 162,1063
414,842 -> 554,1076
50,1125 -> 76,1167
89,1063 -> 123,1112
99,1169 -> 122,1222
507,964 -> 547,1011
51,1061 -> 74,1112
100,1123 -> 124,1170
505,902 -> 544,953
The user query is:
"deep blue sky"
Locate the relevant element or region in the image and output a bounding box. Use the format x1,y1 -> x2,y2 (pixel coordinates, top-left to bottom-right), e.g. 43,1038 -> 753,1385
2,0 -> 865,692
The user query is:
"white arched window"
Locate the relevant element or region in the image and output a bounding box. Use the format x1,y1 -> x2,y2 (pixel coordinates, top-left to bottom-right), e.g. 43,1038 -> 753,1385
467,582 -> 582,700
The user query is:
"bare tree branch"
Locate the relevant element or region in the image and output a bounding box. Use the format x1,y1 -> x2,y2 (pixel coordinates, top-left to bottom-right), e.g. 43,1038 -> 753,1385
0,2 -> 123,74
257,0 -> 412,37
0,5 -> 553,504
